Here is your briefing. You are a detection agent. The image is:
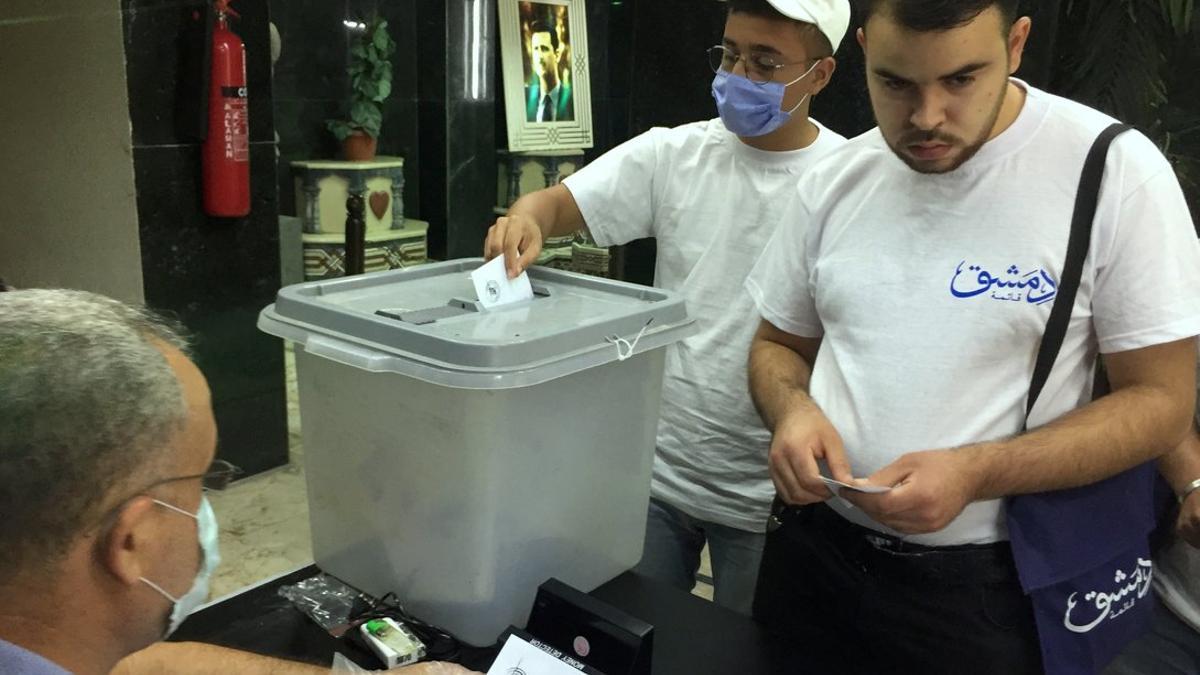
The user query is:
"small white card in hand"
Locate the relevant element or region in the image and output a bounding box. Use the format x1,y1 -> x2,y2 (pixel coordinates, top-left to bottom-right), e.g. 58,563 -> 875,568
486,633 -> 582,675
471,255 -> 534,309
820,475 -> 891,494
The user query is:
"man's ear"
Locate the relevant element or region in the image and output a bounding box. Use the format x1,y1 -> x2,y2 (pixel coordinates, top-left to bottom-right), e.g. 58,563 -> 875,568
100,497 -> 159,586
810,57 -> 838,97
1007,17 -> 1032,75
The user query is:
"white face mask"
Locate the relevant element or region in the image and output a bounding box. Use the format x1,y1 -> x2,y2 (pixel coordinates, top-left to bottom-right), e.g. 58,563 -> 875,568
139,496 -> 221,638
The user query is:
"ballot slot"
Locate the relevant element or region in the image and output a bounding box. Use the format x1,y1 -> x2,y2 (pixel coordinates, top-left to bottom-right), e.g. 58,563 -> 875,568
375,285 -> 551,326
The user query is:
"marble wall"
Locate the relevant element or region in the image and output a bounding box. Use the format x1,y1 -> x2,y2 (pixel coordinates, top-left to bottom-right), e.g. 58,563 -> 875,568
273,0 -> 500,261
416,0 -> 500,260
122,0 -> 289,476
272,0 -> 422,223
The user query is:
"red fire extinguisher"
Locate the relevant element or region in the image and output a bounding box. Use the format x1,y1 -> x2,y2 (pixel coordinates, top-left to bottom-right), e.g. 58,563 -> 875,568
202,0 -> 251,217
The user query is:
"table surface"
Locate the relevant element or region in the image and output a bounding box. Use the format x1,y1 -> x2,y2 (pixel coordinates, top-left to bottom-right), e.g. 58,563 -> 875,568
169,565 -> 793,674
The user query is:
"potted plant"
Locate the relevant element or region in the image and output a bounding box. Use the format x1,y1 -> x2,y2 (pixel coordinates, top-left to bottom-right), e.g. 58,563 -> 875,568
1052,0 -> 1199,213
327,16 -> 396,161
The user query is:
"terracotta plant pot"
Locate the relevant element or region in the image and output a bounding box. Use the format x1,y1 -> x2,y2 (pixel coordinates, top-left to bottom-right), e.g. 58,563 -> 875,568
342,131 -> 378,161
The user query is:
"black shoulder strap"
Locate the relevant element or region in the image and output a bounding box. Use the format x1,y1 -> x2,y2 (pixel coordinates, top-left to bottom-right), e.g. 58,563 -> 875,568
1025,123 -> 1133,421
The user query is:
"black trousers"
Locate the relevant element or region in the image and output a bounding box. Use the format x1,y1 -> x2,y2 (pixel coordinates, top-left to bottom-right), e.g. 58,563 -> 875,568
753,502 -> 1044,675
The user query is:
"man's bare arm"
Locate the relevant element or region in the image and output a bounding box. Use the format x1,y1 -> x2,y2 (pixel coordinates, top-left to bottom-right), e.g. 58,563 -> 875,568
484,184 -> 588,277
748,319 -> 855,504
968,338 -> 1196,498
846,339 -> 1197,534
747,319 -> 819,432
1159,423 -> 1200,495
111,642 -> 482,674
1158,423 -> 1200,547
110,642 -> 329,675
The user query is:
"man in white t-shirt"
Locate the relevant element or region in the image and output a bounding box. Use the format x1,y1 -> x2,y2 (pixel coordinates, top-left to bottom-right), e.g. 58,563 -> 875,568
483,0 -> 851,614
744,0 -> 1200,671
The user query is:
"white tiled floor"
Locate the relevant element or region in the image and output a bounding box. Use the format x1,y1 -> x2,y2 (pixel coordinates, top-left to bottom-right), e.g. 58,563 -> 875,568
206,346 -> 715,602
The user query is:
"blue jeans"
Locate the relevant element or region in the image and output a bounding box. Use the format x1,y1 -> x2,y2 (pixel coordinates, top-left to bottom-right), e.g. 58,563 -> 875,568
1105,598 -> 1200,675
633,497 -> 765,615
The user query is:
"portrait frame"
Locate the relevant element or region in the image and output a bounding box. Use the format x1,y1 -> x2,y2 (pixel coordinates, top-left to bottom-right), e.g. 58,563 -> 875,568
499,0 -> 594,152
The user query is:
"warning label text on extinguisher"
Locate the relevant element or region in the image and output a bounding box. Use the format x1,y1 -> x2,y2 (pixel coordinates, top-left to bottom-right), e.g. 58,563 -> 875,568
220,86 -> 249,163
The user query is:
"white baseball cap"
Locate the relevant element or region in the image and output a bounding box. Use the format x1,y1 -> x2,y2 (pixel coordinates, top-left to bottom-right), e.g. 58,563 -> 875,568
764,0 -> 852,54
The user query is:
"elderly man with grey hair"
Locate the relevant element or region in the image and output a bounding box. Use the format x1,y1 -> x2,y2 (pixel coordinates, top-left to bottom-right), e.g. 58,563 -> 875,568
0,289 -> 474,675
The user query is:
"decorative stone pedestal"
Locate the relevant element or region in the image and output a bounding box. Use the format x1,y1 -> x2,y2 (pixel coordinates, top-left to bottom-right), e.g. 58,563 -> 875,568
292,157 -> 428,279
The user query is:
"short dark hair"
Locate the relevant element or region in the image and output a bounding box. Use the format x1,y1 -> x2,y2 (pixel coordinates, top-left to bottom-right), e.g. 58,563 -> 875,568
856,0 -> 1019,32
529,19 -> 559,51
725,0 -> 835,57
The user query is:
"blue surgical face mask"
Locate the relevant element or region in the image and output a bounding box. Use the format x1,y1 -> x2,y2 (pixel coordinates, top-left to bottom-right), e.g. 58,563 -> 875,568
140,496 -> 221,638
711,59 -> 822,137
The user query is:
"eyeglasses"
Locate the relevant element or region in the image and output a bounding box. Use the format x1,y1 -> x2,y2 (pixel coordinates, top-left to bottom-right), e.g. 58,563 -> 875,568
92,458 -> 243,529
707,45 -> 816,86
125,458 -> 243,497
168,458 -> 244,492
134,458 -> 243,499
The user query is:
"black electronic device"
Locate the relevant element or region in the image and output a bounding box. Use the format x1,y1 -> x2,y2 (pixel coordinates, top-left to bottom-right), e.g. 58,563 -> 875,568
524,578 -> 654,675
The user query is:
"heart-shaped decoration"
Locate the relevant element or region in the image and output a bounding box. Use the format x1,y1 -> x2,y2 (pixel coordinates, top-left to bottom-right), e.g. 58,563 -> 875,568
369,191 -> 390,221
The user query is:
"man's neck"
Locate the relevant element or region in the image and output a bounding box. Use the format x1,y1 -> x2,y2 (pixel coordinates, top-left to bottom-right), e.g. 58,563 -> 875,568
0,591 -> 130,675
986,79 -> 1027,142
738,110 -> 820,152
539,73 -> 559,94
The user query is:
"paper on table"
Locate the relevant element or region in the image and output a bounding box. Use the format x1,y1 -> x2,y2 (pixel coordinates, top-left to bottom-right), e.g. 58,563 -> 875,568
820,475 -> 892,494
471,255 -> 534,309
486,634 -> 583,675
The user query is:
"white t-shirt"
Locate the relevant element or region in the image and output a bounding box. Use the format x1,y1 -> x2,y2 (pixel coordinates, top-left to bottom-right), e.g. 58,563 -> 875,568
1156,539 -> 1200,632
564,118 -> 847,531
746,81 -> 1200,545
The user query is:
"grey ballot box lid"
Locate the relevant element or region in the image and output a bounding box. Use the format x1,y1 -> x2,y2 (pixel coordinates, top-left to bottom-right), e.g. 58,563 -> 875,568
258,259 -> 696,389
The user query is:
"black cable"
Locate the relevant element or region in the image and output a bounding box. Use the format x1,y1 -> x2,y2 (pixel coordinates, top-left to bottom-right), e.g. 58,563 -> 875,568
346,591 -> 464,663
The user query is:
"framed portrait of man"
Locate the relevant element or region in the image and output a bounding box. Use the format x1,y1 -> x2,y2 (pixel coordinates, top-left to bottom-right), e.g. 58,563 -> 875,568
500,0 -> 594,152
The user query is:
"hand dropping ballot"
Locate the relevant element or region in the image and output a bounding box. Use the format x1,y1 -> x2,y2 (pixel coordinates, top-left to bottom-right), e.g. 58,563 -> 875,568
472,255 -> 534,309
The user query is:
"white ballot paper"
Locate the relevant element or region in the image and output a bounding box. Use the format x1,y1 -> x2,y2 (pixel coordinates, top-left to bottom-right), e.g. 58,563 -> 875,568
820,475 -> 892,494
471,255 -> 534,309
487,633 -> 587,675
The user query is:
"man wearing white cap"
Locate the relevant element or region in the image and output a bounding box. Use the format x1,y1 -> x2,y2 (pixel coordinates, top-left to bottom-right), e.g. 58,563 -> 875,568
483,0 -> 852,614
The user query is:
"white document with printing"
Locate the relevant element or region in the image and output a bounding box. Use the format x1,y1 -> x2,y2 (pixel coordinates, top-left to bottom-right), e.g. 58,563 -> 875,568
486,634 -> 582,675
471,255 -> 534,309
820,475 -> 892,494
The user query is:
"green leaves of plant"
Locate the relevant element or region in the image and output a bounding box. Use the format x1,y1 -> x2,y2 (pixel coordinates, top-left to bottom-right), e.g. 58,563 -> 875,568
374,19 -> 392,51
350,100 -> 383,138
1055,0 -> 1198,228
326,14 -> 395,141
1160,0 -> 1195,35
326,119 -> 356,141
